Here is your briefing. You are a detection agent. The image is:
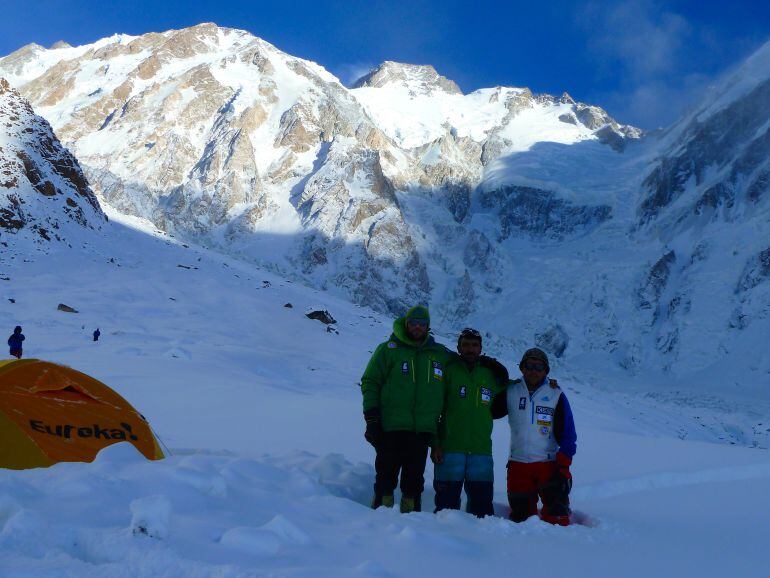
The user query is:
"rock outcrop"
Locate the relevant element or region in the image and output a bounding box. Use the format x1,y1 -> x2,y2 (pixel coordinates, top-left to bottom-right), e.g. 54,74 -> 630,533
0,78 -> 104,242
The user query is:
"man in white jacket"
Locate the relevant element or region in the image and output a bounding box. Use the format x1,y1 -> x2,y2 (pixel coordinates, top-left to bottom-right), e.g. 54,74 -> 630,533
492,348 -> 577,525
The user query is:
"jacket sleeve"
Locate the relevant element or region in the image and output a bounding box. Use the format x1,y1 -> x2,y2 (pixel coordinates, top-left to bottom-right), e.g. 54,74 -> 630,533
553,393 -> 577,457
360,343 -> 388,412
491,388 -> 508,419
432,417 -> 445,449
479,355 -> 509,388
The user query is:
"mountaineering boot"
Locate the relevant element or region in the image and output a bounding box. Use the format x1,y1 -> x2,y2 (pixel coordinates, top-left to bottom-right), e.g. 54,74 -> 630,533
540,511 -> 571,526
400,495 -> 416,513
508,492 -> 538,522
372,494 -> 395,509
539,500 -> 571,526
465,481 -> 494,518
433,480 -> 463,512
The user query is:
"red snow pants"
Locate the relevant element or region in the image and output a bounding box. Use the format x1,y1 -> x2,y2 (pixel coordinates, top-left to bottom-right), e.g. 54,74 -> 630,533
506,460 -> 570,526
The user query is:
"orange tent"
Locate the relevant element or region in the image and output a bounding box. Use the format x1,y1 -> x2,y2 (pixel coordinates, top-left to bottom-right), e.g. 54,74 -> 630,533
0,359 -> 164,469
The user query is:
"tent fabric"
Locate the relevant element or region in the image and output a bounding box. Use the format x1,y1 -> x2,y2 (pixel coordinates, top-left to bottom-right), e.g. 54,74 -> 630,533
0,359 -> 164,469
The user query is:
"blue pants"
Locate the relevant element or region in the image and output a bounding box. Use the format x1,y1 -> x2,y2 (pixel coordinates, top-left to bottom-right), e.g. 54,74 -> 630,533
433,453 -> 494,517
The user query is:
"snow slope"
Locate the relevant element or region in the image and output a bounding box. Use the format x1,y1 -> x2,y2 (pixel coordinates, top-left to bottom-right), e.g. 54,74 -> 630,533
0,213 -> 768,577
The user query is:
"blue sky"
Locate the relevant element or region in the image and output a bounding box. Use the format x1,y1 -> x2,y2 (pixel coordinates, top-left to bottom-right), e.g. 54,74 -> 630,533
2,0 -> 768,128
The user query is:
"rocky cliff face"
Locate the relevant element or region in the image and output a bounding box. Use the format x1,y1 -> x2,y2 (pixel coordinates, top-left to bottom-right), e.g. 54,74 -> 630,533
0,78 -> 104,244
0,24 -> 432,310
639,76 -> 770,227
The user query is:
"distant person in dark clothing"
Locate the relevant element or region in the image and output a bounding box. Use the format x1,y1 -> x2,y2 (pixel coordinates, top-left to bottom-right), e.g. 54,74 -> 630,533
8,326 -> 24,358
93,328 -> 101,342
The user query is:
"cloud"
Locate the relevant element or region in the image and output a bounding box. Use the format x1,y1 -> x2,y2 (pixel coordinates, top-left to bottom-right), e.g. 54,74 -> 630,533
333,62 -> 377,87
581,1 -> 692,82
576,0 -> 714,128
601,73 -> 715,129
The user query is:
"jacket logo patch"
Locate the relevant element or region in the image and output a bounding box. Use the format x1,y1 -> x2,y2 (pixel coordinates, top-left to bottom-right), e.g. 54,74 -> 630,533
387,341 -> 397,349
459,386 -> 467,398
480,387 -> 491,404
433,364 -> 443,380
518,397 -> 526,410
402,362 -> 409,374
535,406 -> 554,416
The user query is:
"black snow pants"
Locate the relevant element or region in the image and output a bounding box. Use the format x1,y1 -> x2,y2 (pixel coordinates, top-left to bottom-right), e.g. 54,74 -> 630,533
373,431 -> 431,509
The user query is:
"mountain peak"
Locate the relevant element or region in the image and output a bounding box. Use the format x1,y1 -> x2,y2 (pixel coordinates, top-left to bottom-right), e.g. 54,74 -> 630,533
0,43 -> 46,79
353,61 -> 462,96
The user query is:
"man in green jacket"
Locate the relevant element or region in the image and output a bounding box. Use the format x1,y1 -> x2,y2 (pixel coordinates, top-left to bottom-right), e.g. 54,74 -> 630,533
431,328 -> 509,517
361,305 -> 452,513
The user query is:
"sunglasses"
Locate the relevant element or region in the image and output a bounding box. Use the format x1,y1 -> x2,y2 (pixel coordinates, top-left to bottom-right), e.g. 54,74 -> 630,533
522,362 -> 547,372
407,319 -> 429,328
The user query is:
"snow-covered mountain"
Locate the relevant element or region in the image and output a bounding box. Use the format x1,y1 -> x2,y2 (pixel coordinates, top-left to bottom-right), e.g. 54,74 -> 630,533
0,78 -> 104,245
628,42 -> 770,375
0,24 -> 768,390
0,24 -> 637,311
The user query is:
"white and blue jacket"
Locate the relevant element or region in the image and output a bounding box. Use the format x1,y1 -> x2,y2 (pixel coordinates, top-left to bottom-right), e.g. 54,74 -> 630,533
492,377 -> 577,463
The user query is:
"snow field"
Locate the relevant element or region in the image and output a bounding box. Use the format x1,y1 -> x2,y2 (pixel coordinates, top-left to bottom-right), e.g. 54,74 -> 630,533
0,439 -> 767,577
0,213 -> 769,576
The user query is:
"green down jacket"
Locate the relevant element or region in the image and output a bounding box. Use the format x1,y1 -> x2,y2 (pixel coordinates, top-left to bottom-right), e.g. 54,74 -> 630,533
436,359 -> 505,455
361,317 -> 452,434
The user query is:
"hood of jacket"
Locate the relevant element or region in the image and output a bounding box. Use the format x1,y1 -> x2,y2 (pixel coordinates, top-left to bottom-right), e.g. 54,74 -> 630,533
391,316 -> 435,349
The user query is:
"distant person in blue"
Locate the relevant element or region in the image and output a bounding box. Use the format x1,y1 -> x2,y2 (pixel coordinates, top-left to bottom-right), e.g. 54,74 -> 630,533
8,326 -> 25,358
93,328 -> 101,342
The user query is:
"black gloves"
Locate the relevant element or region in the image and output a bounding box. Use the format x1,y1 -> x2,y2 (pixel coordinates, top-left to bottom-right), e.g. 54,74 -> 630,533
550,470 -> 572,496
479,355 -> 509,387
541,474 -> 571,505
551,452 -> 573,495
364,408 -> 383,448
